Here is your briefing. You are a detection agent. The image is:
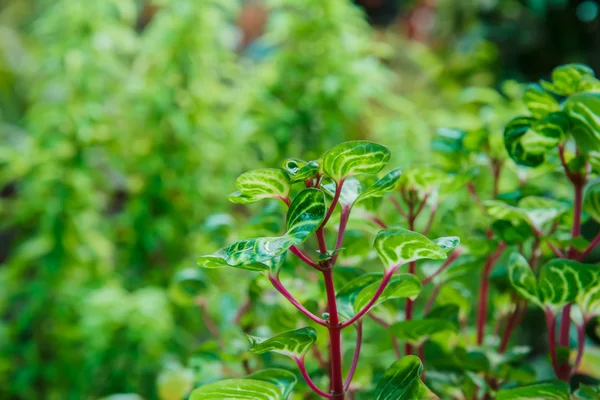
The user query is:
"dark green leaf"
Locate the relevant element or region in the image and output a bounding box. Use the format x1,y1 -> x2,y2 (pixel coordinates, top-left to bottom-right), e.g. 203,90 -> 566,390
374,356 -> 438,400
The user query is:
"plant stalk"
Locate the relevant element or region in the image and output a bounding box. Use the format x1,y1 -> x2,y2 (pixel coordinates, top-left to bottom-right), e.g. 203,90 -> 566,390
476,242 -> 506,345
323,268 -> 345,398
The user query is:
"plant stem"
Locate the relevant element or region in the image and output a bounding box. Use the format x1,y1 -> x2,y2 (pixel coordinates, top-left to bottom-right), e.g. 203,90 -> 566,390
331,206 -> 350,265
341,269 -> 395,328
567,180 -> 584,259
405,261 -> 416,355
323,268 -> 344,398
295,356 -> 332,399
578,232 -> 600,261
290,245 -> 322,270
571,320 -> 587,376
422,250 -> 462,285
422,283 -> 441,316
269,275 -> 327,326
476,242 -> 506,345
423,201 -> 439,235
370,216 -> 388,229
343,322 -> 362,390
544,308 -> 561,379
498,301 -> 525,353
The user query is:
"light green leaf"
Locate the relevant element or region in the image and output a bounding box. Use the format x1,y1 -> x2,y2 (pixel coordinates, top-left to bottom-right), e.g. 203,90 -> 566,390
374,228 -> 448,270
197,237 -> 292,273
190,378 -> 283,400
523,84 -> 560,118
539,259 -> 598,311
565,92 -> 600,153
584,180 -> 600,222
374,356 -> 438,400
322,178 -> 363,207
282,159 -> 319,183
541,63 -> 597,95
485,200 -> 533,243
432,236 -> 460,253
229,168 -> 291,204
246,369 -> 297,400
247,327 -> 317,359
390,319 -> 457,345
322,140 -> 390,181
508,253 -> 541,306
285,188 -> 326,242
356,168 -> 402,203
398,166 -> 446,194
496,380 -> 570,400
518,196 -> 569,229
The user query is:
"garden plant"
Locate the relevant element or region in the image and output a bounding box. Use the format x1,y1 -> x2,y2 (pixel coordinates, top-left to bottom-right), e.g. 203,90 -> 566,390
190,63 -> 600,399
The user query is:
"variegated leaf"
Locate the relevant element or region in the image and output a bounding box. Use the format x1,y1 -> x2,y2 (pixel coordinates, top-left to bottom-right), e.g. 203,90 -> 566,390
322,140 -> 390,181
374,228 -> 448,270
541,63 -> 597,95
496,380 -> 570,400
197,237 -> 292,273
247,327 -> 317,359
189,378 -> 283,400
282,159 -> 319,183
229,168 -> 291,204
523,84 -> 560,119
390,319 -> 457,345
246,369 -> 297,400
584,180 -> 600,222
374,356 -> 438,400
538,259 -> 598,311
432,236 -> 460,253
518,196 -> 568,229
504,116 -> 544,167
322,178 -> 363,207
485,200 -> 533,243
508,253 -> 541,306
356,168 -> 402,203
577,278 -> 600,318
285,188 -> 326,242
565,92 -> 600,153
398,166 -> 446,194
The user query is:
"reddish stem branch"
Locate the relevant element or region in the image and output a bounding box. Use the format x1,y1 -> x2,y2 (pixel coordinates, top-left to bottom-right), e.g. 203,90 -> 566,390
290,245 -> 322,270
322,269 -> 344,397
422,283 -> 441,316
571,319 -> 587,376
466,182 -> 487,214
544,308 -> 561,378
269,275 -> 327,326
341,268 -> 396,328
578,232 -> 600,261
423,202 -> 439,235
344,322 -> 363,390
422,250 -> 462,285
370,216 -> 388,229
331,206 -> 350,265
391,196 -> 408,218
476,242 -> 507,345
498,301 -> 525,353
413,191 -> 430,219
295,356 -> 333,399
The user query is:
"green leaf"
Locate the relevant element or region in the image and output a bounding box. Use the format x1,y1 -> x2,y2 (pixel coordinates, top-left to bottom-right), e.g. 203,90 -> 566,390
523,84 -> 560,118
169,268 -> 206,305
229,168 -> 291,204
197,237 -> 291,273
432,236 -> 460,253
246,369 -> 297,400
504,116 -> 544,167
374,356 -> 438,400
541,63 -> 597,95
518,196 -> 569,229
390,319 -> 457,345
282,159 -> 319,183
356,168 -> 402,203
573,384 -> 600,400
247,327 -> 317,359
374,228 -> 448,270
508,253 -> 541,306
565,92 -> 600,153
322,177 -> 363,207
285,188 -> 326,242
496,380 -> 570,400
538,259 -> 598,311
584,181 -> 600,222
398,166 -> 447,194
485,200 -> 533,243
190,379 -> 283,400
322,140 -> 391,181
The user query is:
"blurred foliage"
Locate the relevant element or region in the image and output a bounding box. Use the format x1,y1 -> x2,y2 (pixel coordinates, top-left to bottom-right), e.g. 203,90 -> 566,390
0,0 -> 598,399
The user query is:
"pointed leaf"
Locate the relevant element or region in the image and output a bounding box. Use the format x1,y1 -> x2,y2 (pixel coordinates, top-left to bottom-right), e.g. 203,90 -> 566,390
246,369 -> 297,400
247,327 -> 317,359
282,159 -> 319,183
390,319 -> 457,345
285,188 -> 326,243
496,380 -> 570,400
432,236 -> 460,253
230,168 -> 291,204
356,168 -> 402,203
565,92 -> 600,153
508,253 -> 541,306
374,228 -> 448,270
322,140 -> 390,181
197,237 -> 291,272
190,378 -> 283,400
374,356 -> 438,400
539,259 -> 598,311
523,84 -> 560,118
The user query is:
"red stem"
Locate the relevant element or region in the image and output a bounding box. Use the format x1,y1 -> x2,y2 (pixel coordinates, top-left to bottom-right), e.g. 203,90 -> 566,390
476,242 -> 507,345
578,232 -> 600,261
290,245 -> 321,270
391,196 -> 408,218
571,319 -> 587,376
295,356 -> 332,398
341,268 -> 396,328
544,307 -> 561,378
344,322 -> 363,390
322,268 -> 344,398
466,182 -> 487,214
498,301 -> 525,353
422,250 -> 462,285
331,206 -> 350,265
269,275 -> 327,326
405,261 -> 416,355
413,191 -> 430,218
423,202 -> 439,235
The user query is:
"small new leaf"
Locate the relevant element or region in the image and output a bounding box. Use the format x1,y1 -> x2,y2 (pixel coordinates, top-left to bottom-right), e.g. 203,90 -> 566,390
282,159 -> 319,183
565,92 -> 600,153
286,188 -> 326,243
247,327 -> 317,359
508,253 -> 541,306
356,168 -> 402,203
322,140 -> 391,181
523,84 -> 560,118
374,356 -> 438,400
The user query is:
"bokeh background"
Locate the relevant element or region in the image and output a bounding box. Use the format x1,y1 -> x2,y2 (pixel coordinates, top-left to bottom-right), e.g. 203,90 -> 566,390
1,0 -> 599,399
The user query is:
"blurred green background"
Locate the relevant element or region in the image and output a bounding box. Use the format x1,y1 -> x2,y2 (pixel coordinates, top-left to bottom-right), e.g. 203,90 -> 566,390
0,0 -> 598,399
